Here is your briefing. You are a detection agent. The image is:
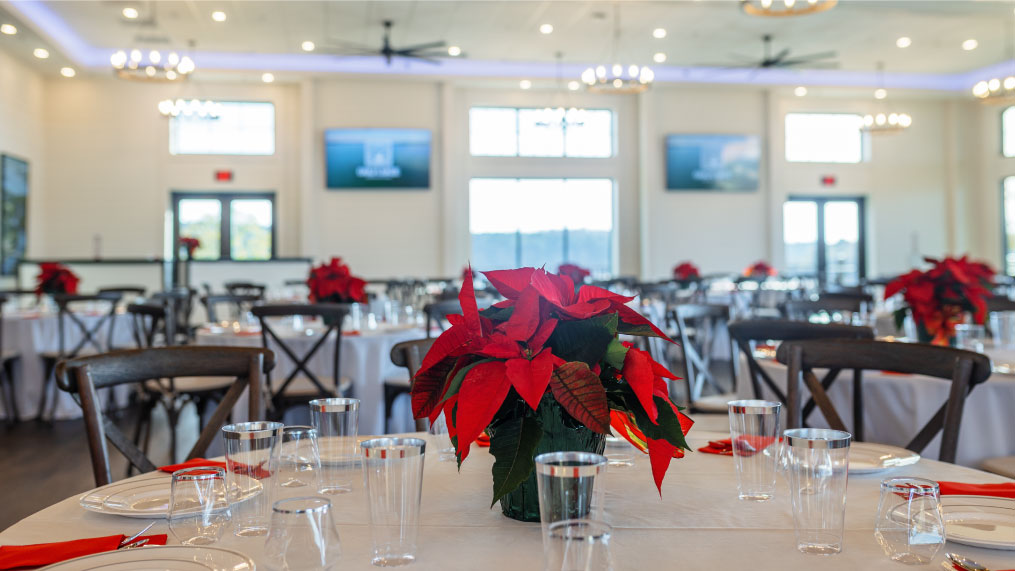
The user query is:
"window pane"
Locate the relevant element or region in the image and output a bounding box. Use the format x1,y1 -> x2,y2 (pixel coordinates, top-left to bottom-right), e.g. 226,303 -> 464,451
230,199 -> 273,260
178,199 -> 222,260
1005,177 -> 1015,275
564,109 -> 613,158
785,113 -> 863,163
469,108 -> 518,156
1004,107 -> 1015,158
783,201 -> 818,276
824,201 -> 860,285
169,101 -> 275,155
518,109 -> 564,157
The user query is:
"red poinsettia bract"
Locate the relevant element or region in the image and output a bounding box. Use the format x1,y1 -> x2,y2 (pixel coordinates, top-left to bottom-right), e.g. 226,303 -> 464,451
743,261 -> 776,278
411,266 -> 693,500
179,237 -> 201,257
306,257 -> 368,304
673,262 -> 701,281
557,263 -> 591,285
35,263 -> 79,296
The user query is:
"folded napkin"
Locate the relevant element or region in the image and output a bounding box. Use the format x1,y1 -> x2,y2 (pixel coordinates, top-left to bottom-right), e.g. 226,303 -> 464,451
948,564 -> 1014,571
159,458 -> 270,479
697,439 -> 734,456
475,432 -> 490,447
937,481 -> 1015,499
344,330 -> 361,336
0,533 -> 167,569
697,436 -> 778,457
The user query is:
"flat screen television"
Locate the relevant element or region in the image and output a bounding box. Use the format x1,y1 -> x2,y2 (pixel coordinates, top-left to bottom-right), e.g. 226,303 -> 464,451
665,134 -> 760,191
324,128 -> 431,189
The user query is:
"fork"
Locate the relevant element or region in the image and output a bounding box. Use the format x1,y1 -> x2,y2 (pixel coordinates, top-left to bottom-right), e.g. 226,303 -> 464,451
117,522 -> 155,548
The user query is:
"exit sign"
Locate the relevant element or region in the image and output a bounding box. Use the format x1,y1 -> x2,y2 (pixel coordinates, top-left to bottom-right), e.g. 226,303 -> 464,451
821,175 -> 836,187
215,170 -> 233,182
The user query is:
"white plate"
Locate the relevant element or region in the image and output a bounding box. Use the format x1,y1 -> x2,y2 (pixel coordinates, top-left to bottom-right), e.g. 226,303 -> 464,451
942,495 -> 1015,550
39,545 -> 255,570
848,442 -> 920,474
80,472 -> 262,519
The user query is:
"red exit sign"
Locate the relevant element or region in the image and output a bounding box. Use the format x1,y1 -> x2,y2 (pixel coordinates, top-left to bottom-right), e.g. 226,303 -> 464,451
215,170 -> 233,182
821,175 -> 836,187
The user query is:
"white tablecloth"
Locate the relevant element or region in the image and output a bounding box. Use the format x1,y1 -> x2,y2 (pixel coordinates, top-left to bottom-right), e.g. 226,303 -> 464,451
1,430 -> 1012,570
195,324 -> 426,434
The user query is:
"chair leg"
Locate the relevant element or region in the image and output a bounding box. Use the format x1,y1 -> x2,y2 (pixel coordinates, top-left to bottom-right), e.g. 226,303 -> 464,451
36,359 -> 57,423
4,359 -> 19,423
383,384 -> 399,434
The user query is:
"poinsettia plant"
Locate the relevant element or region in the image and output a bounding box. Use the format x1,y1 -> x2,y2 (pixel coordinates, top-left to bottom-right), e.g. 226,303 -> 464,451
673,262 -> 701,281
307,257 -> 368,304
35,262 -> 79,296
557,263 -> 591,285
411,266 -> 693,505
743,260 -> 776,279
179,237 -> 201,257
885,255 -> 995,345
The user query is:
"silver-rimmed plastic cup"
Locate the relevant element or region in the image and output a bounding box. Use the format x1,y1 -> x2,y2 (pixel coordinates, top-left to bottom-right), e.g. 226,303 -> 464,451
728,400 -> 781,501
168,466 -> 230,546
310,398 -> 360,495
874,477 -> 945,564
361,437 -> 426,567
544,519 -> 615,571
783,428 -> 851,554
265,496 -> 342,570
221,421 -> 283,537
535,451 -> 608,563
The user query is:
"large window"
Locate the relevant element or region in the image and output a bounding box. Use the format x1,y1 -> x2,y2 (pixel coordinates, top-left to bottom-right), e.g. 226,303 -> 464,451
1003,107 -> 1015,157
785,113 -> 864,163
469,178 -> 614,275
1003,177 -> 1015,274
783,196 -> 866,285
169,101 -> 275,156
172,192 -> 275,260
470,107 -> 613,158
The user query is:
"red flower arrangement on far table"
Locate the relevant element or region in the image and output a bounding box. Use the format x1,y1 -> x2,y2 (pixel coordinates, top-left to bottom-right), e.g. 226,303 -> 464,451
557,263 -> 591,285
673,261 -> 701,281
35,263 -> 79,296
179,237 -> 201,258
411,266 -> 693,520
307,257 -> 368,304
885,255 -> 995,345
743,260 -> 776,279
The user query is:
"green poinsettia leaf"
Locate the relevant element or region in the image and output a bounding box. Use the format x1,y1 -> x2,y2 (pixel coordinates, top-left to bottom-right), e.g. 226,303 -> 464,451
549,362 -> 611,434
480,305 -> 514,321
893,308 -> 906,332
603,337 -> 629,371
548,313 -> 617,367
617,321 -> 659,337
489,414 -> 543,506
629,395 -> 690,451
440,358 -> 495,405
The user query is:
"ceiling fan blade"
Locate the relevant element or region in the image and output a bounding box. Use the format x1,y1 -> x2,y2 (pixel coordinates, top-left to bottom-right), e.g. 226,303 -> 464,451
317,47 -> 383,57
784,51 -> 838,62
394,40 -> 446,54
399,53 -> 443,65
771,48 -> 791,63
781,60 -> 840,69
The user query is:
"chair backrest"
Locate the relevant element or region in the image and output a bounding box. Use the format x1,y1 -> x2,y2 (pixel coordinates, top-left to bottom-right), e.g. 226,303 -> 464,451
728,319 -> 874,403
783,296 -> 869,323
150,288 -> 196,343
52,292 -> 122,357
986,295 -> 1015,313
669,303 -> 735,406
98,286 -> 146,297
424,299 -> 463,338
775,338 -> 992,463
56,346 -> 274,486
390,338 -> 436,431
250,303 -> 350,412
224,281 -> 266,299
125,303 -> 167,348
201,294 -> 262,324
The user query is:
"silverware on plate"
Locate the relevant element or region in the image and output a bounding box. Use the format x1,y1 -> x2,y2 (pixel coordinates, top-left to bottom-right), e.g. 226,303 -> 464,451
117,522 -> 155,548
944,552 -> 990,571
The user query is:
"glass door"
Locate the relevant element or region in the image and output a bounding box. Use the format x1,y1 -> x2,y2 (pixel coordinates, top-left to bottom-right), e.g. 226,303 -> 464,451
783,197 -> 866,286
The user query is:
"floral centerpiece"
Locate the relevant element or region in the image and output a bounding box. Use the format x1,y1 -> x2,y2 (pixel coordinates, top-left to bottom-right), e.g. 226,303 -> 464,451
179,237 -> 201,259
885,255 -> 995,345
307,257 -> 368,304
743,260 -> 776,279
411,267 -> 693,521
673,262 -> 701,281
558,263 -> 591,285
35,263 -> 79,296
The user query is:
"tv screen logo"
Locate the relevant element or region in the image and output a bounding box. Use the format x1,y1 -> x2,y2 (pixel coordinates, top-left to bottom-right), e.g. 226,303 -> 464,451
356,139 -> 401,180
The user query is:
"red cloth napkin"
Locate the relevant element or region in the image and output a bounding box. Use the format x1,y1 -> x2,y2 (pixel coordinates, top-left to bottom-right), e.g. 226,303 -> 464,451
937,481 -> 1015,499
343,330 -> 361,336
698,436 -> 778,457
0,534 -> 167,569
233,329 -> 261,337
475,432 -> 490,447
159,458 -> 270,479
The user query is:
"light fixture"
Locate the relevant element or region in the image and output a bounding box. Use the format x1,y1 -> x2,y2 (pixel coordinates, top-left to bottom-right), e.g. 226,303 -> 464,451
111,49 -> 194,81
536,53 -> 587,131
301,41 -> 315,52
539,24 -> 553,34
896,36 -> 911,48
653,52 -> 667,63
652,28 -> 666,39
1,24 -> 17,35
972,11 -> 1015,104
261,72 -> 274,83
158,98 -> 222,118
122,7 -> 139,19
962,39 -> 978,51
862,62 -> 911,134
567,80 -> 580,91
794,86 -> 807,97
211,11 -> 226,22
447,45 -> 462,56
60,67 -> 75,78
874,88 -> 887,99
740,0 -> 836,17
580,5 -> 653,93
519,79 -> 532,89
33,48 -> 49,59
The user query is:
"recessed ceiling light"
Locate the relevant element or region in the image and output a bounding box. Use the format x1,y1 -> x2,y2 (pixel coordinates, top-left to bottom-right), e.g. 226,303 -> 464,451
653,28 -> 667,39
261,72 -> 274,83
653,52 -> 666,63
794,86 -> 807,97
874,88 -> 887,99
447,45 -> 462,56
567,80 -> 580,91
519,79 -> 532,89
60,67 -> 75,78
33,48 -> 49,59
211,11 -> 226,22
122,7 -> 138,19
539,24 -> 553,34
301,41 -> 315,52
962,39 -> 978,51
1,24 -> 17,35
896,36 -> 911,48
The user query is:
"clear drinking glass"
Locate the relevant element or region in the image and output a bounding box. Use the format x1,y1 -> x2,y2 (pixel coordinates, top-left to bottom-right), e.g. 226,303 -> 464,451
954,324 -> 985,353
543,520 -> 615,571
278,426 -> 322,490
874,477 -> 945,564
990,311 -> 1015,348
427,411 -> 456,462
168,466 -> 231,546
728,400 -> 781,501
535,452 -> 608,549
264,497 -> 342,571
310,398 -> 360,495
222,421 -> 283,537
361,437 -> 427,567
783,428 -> 851,555
604,435 -> 636,468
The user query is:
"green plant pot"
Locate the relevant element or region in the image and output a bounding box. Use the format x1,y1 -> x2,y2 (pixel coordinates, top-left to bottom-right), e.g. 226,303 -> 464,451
491,400 -> 606,523
915,322 -> 955,347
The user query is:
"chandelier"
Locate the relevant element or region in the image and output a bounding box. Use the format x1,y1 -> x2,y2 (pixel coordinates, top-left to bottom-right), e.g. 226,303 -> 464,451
972,77 -> 1015,104
861,62 -> 912,134
740,0 -> 837,17
111,49 -> 194,81
157,99 -> 222,118
534,107 -> 586,129
580,5 -> 653,94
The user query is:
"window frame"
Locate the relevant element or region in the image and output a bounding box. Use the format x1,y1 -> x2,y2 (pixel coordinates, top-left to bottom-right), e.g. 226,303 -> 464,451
784,112 -> 866,164
168,100 -> 277,157
784,195 -> 867,285
469,106 -> 615,158
171,191 -> 277,261
1002,106 -> 1015,158
1002,177 -> 1015,275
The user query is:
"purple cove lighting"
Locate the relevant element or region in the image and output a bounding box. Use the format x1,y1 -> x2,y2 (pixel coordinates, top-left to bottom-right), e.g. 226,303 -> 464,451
6,0 -> 108,66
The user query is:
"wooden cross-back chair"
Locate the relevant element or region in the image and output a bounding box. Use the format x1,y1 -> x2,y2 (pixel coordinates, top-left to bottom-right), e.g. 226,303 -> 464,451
56,346 -> 273,486
423,299 -> 463,338
224,281 -> 267,299
668,303 -> 738,412
201,293 -> 262,324
150,287 -> 196,344
776,339 -> 992,463
251,303 -> 351,418
0,294 -> 20,424
386,337 -> 436,432
782,296 -> 870,324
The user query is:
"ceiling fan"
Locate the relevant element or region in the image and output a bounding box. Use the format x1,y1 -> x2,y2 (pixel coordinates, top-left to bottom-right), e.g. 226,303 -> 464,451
724,34 -> 838,69
317,20 -> 457,65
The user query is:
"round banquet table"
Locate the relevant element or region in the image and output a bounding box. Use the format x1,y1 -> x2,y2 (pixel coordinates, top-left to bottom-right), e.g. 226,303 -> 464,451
194,323 -> 427,435
2,430 -> 1013,570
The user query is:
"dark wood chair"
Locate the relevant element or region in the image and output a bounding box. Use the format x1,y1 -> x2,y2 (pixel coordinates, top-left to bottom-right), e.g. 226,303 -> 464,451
423,299 -> 462,338
776,339 -> 992,463
728,319 -> 874,407
668,303 -> 738,412
250,303 -> 351,418
385,338 -> 435,433
201,294 -> 262,324
224,281 -> 267,299
782,296 -> 870,324
150,287 -> 196,344
0,294 -> 21,424
55,346 -> 274,486
97,286 -> 146,298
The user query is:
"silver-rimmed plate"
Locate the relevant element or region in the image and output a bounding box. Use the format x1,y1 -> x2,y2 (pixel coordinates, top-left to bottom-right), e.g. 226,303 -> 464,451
79,472 -> 261,519
39,545 -> 255,570
849,442 -> 920,474
942,495 -> 1015,550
